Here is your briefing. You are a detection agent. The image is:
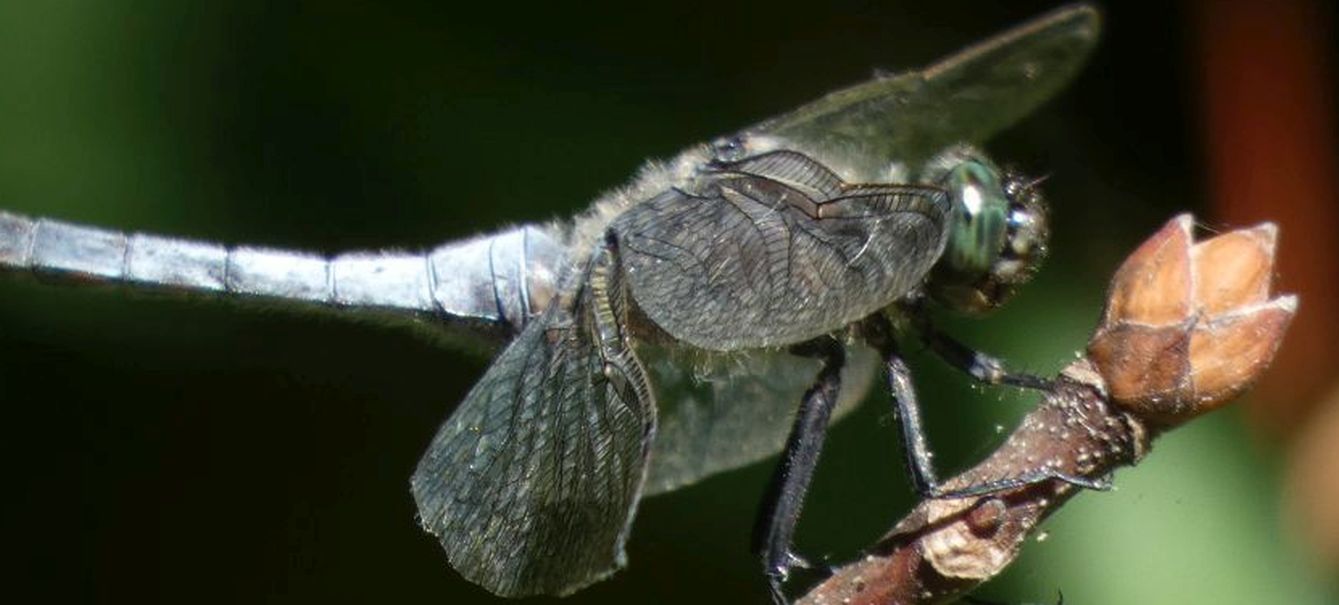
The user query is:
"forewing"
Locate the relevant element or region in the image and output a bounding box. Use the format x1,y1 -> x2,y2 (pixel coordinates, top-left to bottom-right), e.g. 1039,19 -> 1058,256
613,179 -> 949,350
752,4 -> 1100,175
410,296 -> 654,597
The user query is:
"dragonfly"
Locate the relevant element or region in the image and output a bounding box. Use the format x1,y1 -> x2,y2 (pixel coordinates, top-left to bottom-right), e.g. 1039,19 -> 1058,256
0,4 -> 1100,603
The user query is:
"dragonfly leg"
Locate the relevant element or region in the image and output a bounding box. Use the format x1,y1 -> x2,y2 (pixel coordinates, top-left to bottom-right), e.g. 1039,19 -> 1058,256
913,313 -> 1051,390
864,314 -> 1111,501
862,315 -> 942,497
752,336 -> 845,605
931,471 -> 1112,500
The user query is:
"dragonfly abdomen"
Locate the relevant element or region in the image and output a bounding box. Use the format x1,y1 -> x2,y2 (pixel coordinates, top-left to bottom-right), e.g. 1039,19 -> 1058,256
0,211 -> 564,333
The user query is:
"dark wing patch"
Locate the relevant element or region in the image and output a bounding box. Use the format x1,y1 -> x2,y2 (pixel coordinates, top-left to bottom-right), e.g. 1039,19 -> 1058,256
410,287 -> 654,597
612,159 -> 950,351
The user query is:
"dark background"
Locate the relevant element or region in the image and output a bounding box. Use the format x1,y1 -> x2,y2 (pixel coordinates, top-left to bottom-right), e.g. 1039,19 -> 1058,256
1,1 -> 1335,604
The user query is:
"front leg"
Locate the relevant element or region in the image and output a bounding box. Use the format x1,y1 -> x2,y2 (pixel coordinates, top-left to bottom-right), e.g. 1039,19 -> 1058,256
752,337 -> 845,605
911,311 -> 1051,390
860,314 -> 942,497
865,314 -> 1110,501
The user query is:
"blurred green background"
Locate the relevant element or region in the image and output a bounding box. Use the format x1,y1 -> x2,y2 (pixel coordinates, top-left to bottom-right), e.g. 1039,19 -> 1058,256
1,1 -> 1335,604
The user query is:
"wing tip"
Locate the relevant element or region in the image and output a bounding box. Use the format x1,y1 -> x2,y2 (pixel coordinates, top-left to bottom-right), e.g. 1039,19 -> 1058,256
923,2 -> 1103,80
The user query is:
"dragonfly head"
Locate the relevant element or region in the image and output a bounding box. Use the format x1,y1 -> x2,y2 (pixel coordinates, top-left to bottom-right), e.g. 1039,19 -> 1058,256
923,147 -> 1049,314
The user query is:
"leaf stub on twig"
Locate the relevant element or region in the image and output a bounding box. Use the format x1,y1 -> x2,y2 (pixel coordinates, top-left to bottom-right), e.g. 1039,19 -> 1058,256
798,214 -> 1296,605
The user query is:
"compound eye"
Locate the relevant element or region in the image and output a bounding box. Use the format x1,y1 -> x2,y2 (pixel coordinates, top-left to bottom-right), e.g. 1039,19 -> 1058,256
942,161 -> 1009,279
994,171 -> 1050,282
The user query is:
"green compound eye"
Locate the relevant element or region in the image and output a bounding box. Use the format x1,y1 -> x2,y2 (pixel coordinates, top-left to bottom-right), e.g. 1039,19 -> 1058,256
942,160 -> 1009,280
926,154 -> 1050,315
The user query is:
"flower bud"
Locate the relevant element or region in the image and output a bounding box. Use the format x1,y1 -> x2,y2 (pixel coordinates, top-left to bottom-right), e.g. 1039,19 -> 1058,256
1086,214 -> 1297,426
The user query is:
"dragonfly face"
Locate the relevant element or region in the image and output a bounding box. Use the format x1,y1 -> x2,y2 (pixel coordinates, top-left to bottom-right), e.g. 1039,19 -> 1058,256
0,4 -> 1100,603
924,147 -> 1051,314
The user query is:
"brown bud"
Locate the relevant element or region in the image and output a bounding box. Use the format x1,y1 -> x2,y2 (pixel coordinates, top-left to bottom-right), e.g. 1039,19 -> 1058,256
1192,225 -> 1275,314
1102,214 -> 1195,327
1187,301 -> 1296,406
1086,214 -> 1297,426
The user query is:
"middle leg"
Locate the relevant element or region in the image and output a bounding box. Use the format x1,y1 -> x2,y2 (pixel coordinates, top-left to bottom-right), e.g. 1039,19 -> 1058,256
752,336 -> 845,605
863,313 -> 1111,499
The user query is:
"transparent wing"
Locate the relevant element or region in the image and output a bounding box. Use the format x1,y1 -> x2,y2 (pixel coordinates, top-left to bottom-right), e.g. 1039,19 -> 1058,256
752,4 -> 1101,175
642,343 -> 878,496
410,287 -> 654,597
612,159 -> 950,351
628,7 -> 1102,492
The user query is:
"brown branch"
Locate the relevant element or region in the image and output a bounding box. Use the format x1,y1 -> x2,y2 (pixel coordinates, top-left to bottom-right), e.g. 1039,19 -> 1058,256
798,215 -> 1297,605
798,360 -> 1143,605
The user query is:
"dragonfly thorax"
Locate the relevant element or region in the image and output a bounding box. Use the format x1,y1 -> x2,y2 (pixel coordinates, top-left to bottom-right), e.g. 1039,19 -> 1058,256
924,148 -> 1049,314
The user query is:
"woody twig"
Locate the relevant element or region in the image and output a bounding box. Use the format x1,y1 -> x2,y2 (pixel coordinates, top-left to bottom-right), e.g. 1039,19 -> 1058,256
799,214 -> 1297,605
